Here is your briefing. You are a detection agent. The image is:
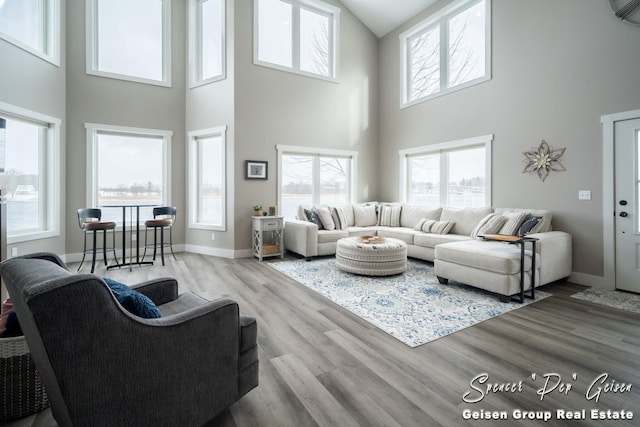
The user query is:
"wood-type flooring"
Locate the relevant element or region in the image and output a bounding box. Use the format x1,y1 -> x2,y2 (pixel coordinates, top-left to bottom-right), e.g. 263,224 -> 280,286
2,252 -> 639,427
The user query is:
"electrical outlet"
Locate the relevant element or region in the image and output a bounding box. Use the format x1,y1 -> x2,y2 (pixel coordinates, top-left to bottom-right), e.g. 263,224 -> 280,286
578,190 -> 591,201
11,247 -> 17,257
131,234 -> 137,241
211,233 -> 216,241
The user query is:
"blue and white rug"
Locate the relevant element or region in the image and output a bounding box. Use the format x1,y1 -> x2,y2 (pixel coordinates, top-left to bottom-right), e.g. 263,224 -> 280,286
270,258 -> 549,347
571,288 -> 640,314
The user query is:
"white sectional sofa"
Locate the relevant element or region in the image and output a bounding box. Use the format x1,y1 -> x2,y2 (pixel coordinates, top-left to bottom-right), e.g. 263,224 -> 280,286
283,203 -> 572,300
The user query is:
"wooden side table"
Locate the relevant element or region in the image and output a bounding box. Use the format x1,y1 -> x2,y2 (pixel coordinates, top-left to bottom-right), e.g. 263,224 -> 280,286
479,234 -> 539,303
252,216 -> 284,261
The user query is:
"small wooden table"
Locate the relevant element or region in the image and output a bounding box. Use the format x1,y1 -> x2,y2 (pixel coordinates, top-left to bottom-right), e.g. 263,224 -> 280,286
479,234 -> 538,303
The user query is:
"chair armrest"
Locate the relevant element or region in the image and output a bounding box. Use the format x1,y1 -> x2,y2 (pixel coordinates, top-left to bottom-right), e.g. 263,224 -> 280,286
130,277 -> 179,305
284,219 -> 318,257
527,231 -> 572,284
11,252 -> 68,270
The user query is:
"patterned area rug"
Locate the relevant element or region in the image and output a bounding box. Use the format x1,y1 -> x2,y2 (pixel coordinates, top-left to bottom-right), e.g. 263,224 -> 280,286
570,288 -> 640,314
270,258 -> 549,347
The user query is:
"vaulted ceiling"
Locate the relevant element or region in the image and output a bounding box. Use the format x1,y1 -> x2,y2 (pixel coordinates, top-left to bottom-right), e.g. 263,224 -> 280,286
340,0 -> 437,38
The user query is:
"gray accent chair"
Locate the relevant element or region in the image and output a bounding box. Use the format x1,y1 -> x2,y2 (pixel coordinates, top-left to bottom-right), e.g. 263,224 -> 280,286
0,252 -> 259,427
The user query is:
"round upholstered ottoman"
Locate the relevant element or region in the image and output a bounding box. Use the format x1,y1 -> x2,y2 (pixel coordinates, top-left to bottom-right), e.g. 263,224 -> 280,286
336,236 -> 407,276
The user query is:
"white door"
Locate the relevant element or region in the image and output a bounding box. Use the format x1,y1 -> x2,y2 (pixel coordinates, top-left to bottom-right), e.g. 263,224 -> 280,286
615,118 -> 640,293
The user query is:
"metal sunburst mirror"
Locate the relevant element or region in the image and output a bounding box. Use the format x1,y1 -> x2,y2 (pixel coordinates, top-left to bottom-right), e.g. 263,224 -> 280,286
522,140 -> 566,182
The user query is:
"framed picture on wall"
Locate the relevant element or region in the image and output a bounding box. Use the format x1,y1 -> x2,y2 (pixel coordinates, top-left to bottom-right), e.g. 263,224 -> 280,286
246,160 -> 268,179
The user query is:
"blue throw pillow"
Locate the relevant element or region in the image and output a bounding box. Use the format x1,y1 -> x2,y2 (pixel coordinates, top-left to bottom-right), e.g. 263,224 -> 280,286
103,278 -> 162,318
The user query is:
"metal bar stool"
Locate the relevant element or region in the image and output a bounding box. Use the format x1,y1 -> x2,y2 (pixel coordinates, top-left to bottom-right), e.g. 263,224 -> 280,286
142,206 -> 177,266
77,208 -> 119,273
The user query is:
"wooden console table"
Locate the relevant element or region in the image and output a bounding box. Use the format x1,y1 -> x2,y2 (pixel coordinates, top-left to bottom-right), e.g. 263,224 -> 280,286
479,234 -> 538,303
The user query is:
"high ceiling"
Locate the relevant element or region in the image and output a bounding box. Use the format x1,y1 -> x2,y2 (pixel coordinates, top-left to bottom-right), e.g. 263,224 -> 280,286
340,0 -> 437,38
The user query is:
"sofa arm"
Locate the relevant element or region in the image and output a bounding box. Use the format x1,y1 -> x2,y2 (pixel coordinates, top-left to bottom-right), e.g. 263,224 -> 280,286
284,219 -> 318,258
528,231 -> 572,285
131,278 -> 179,305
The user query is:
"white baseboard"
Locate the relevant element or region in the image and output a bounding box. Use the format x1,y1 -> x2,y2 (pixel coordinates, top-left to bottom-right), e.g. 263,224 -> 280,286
568,271 -> 613,290
183,244 -> 253,259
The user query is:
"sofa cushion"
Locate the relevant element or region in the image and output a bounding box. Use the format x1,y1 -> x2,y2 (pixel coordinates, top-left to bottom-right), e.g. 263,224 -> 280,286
494,208 -> 552,233
470,214 -> 507,239
317,229 -> 349,244
316,207 -> 335,230
440,207 -> 493,236
435,240 -> 538,275
414,233 -> 473,249
353,205 -> 378,227
498,211 -> 527,236
376,227 -> 421,244
377,205 -> 402,227
400,205 -> 441,228
331,207 -> 348,230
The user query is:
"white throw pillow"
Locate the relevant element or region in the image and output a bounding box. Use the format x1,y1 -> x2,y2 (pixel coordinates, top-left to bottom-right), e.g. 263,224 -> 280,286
316,207 -> 335,230
331,206 -> 347,230
498,211 -> 527,236
378,205 -> 402,227
430,220 -> 455,235
353,205 -> 378,227
471,214 -> 508,239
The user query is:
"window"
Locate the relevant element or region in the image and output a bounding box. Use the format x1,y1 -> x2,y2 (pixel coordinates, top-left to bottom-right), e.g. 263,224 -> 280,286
188,126 -> 226,230
0,0 -> 60,65
0,102 -> 61,243
254,0 -> 340,81
400,135 -> 492,208
188,0 -> 225,87
86,0 -> 171,86
400,0 -> 490,107
85,123 -> 172,224
277,145 -> 356,219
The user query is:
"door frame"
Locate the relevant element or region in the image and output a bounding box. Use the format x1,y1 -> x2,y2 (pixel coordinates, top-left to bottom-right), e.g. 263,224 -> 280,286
601,109 -> 640,291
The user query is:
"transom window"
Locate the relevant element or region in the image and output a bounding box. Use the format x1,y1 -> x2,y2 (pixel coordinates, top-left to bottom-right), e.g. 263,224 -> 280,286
187,126 -> 226,230
0,102 -> 61,243
400,135 -> 492,208
85,123 -> 172,225
254,0 -> 340,81
86,0 -> 172,86
0,0 -> 60,65
277,145 -> 356,219
400,0 -> 491,107
188,0 -> 225,87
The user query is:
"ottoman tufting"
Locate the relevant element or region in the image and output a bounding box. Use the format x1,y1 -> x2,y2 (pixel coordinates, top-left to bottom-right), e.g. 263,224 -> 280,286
336,236 -> 407,276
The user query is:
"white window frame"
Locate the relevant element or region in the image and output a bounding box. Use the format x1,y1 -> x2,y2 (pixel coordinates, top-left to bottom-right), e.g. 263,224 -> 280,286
0,0 -> 60,66
0,101 -> 61,243
277,144 -> 357,216
85,123 -> 173,213
253,0 -> 340,82
399,134 -> 493,206
187,125 -> 227,230
188,0 -> 226,88
85,0 -> 172,87
400,0 -> 491,108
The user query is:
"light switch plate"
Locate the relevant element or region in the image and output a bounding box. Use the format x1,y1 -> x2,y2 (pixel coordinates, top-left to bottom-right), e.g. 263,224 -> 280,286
578,190 -> 591,200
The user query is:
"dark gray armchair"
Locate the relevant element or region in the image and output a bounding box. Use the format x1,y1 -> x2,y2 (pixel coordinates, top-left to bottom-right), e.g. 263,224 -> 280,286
0,253 -> 258,427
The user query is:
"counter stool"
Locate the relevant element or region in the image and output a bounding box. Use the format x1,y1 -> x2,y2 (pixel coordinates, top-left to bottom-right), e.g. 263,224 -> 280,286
77,208 -> 119,273
142,206 -> 177,266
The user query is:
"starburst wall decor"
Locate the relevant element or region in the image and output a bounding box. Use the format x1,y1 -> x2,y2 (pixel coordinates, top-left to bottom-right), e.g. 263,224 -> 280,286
522,140 -> 566,182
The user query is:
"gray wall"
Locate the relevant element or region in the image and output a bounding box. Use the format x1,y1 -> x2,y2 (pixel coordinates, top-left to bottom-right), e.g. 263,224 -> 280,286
0,1 -> 67,259
65,0 -> 187,257
378,0 -> 640,281
232,0 -> 379,252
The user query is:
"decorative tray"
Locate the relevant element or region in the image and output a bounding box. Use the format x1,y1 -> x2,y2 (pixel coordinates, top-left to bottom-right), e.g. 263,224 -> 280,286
356,235 -> 386,244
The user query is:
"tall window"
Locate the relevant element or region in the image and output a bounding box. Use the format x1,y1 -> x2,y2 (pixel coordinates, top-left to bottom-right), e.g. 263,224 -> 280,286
0,102 -> 61,243
0,0 -> 60,65
85,123 -> 172,224
254,0 -> 340,81
400,0 -> 490,107
188,126 -> 226,230
277,145 -> 356,219
400,135 -> 492,208
189,0 -> 225,87
86,0 -> 171,86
